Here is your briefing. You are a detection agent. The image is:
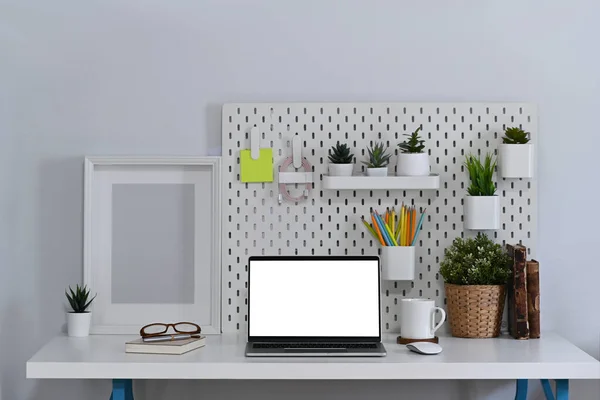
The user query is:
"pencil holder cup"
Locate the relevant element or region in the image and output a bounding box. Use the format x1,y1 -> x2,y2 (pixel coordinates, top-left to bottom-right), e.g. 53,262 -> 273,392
381,246 -> 415,281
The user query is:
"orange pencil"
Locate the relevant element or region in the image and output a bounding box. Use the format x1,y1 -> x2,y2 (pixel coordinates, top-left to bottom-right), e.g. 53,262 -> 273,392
371,211 -> 386,246
405,208 -> 411,246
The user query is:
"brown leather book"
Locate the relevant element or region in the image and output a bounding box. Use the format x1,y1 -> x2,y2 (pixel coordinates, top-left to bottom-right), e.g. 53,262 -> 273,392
506,244 -> 529,339
527,260 -> 540,338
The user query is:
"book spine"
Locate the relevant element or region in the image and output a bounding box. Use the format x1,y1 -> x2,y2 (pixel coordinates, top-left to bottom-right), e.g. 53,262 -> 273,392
506,244 -> 529,339
527,260 -> 540,339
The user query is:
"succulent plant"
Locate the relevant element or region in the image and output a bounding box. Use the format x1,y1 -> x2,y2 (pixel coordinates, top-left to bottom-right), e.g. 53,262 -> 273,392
328,142 -> 354,164
502,127 -> 530,144
439,233 -> 512,285
464,153 -> 497,196
65,284 -> 97,313
398,127 -> 426,154
363,142 -> 392,168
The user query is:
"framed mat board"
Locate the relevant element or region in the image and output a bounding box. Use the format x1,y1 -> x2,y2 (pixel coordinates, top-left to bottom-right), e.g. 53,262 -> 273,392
84,157 -> 221,334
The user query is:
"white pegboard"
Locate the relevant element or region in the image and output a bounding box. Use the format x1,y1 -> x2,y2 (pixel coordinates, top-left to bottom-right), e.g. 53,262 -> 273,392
221,103 -> 537,333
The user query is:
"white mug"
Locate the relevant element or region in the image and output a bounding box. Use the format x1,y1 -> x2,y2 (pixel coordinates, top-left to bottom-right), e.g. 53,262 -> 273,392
400,298 -> 446,339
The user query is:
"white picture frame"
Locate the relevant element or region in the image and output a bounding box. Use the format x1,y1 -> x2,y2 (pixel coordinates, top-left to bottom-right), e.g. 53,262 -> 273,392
84,156 -> 222,334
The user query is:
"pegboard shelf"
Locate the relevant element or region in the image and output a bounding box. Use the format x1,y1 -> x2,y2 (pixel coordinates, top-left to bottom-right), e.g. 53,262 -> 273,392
322,174 -> 440,190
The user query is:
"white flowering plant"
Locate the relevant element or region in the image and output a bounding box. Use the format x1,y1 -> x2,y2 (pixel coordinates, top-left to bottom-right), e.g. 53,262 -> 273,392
439,233 -> 512,285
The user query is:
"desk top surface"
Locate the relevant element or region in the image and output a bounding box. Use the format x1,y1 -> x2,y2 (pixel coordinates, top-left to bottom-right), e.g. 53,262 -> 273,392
26,333 -> 599,380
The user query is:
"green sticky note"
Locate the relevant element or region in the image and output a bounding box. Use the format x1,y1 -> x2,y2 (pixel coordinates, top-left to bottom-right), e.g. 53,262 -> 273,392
240,149 -> 274,183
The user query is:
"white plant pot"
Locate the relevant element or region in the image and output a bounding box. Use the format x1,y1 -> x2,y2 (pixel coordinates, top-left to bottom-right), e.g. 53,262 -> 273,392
381,246 -> 415,280
366,167 -> 388,177
464,196 -> 500,230
396,153 -> 430,176
328,163 -> 354,177
499,144 -> 534,178
67,312 -> 92,337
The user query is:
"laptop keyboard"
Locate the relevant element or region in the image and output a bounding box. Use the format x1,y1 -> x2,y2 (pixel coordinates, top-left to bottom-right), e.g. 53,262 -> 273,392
253,343 -> 378,349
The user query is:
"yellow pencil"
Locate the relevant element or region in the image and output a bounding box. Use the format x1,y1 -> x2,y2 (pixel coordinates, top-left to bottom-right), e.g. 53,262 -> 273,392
382,218 -> 398,246
396,205 -> 403,240
401,206 -> 407,246
391,208 -> 396,237
404,207 -> 410,246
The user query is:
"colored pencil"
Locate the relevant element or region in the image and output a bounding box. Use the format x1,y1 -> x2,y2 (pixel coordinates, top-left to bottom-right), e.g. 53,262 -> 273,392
380,213 -> 398,247
361,216 -> 378,241
410,207 -> 417,244
410,209 -> 427,246
374,212 -> 393,246
370,212 -> 386,246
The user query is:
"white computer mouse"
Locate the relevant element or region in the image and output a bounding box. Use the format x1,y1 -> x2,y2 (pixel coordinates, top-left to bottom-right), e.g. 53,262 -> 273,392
406,342 -> 443,355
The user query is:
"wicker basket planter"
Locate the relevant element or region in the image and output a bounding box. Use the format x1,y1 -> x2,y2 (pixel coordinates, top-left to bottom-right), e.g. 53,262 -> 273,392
445,283 -> 506,338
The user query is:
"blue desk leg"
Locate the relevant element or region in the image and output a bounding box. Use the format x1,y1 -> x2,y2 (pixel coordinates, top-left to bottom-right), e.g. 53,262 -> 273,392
515,379 -> 528,400
110,379 -> 134,400
555,379 -> 569,400
541,379 -> 554,400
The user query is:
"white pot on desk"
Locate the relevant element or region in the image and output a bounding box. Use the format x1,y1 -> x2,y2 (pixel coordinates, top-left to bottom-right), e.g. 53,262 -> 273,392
67,312 -> 92,337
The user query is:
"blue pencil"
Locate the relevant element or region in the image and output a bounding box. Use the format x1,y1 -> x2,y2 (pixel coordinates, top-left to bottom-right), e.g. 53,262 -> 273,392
410,209 -> 426,246
374,212 -> 393,246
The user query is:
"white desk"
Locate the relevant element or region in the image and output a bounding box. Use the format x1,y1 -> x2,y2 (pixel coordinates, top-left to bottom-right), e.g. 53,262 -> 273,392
27,333 -> 599,399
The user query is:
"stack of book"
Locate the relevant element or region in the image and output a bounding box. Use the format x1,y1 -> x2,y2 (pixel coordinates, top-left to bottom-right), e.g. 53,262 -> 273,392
125,335 -> 206,355
506,244 -> 540,340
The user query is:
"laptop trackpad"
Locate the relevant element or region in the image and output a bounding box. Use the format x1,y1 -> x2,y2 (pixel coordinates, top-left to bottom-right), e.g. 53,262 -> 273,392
284,348 -> 347,353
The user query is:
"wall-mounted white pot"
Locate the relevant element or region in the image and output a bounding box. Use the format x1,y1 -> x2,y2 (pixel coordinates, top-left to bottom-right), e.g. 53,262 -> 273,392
464,195 -> 500,230
499,144 -> 534,178
328,163 -> 354,177
396,153 -> 430,176
366,167 -> 388,177
381,246 -> 415,281
67,312 -> 92,337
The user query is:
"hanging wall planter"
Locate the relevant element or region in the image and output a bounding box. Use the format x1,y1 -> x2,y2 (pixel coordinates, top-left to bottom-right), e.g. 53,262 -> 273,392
463,153 -> 500,230
499,144 -> 534,178
499,127 -> 533,178
396,127 -> 430,176
464,195 -> 500,230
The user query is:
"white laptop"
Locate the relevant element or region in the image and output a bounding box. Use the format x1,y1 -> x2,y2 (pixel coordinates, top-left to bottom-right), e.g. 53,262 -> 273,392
245,256 -> 387,357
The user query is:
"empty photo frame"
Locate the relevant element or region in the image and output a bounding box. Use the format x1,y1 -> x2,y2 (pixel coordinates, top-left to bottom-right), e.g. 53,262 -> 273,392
84,157 -> 221,334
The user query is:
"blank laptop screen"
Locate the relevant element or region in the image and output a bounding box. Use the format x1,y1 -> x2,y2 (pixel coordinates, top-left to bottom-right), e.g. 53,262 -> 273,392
249,258 -> 380,338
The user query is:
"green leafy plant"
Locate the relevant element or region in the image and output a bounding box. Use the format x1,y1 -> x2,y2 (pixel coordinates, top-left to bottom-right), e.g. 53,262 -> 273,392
502,127 -> 531,144
363,142 -> 392,168
439,233 -> 512,285
328,142 -> 354,164
464,153 -> 497,196
398,127 -> 426,154
65,284 -> 97,313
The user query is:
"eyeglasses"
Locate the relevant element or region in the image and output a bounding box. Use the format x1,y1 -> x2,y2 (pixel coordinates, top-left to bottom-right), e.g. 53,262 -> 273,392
140,322 -> 201,338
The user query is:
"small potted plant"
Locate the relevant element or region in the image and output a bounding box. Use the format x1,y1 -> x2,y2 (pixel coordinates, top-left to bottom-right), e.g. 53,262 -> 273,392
440,233 -> 512,338
499,127 -> 534,179
464,153 -> 499,230
397,127 -> 430,176
327,142 -> 355,176
65,284 -> 96,337
363,142 -> 391,176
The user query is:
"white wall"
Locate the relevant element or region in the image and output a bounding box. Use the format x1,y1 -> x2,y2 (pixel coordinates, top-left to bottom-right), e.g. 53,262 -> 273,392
1,0 -> 599,399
